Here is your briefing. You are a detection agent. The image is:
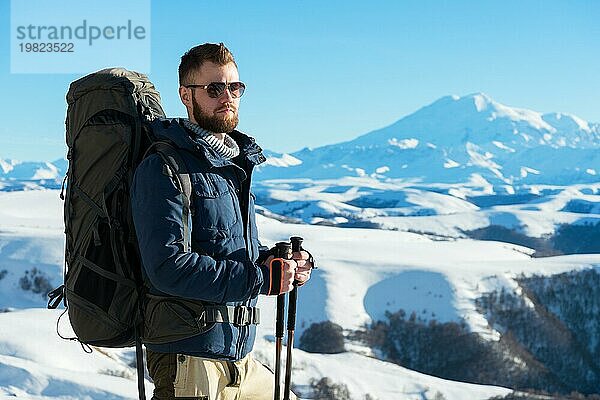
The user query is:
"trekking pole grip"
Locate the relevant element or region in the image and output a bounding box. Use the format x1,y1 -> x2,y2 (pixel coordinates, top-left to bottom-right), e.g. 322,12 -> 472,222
287,236 -> 303,330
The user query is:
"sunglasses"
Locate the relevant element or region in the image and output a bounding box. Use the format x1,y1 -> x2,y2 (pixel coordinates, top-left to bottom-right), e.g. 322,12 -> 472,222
185,81 -> 246,99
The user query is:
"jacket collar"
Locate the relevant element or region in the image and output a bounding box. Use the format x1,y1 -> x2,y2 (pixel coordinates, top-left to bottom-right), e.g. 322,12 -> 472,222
151,118 -> 266,169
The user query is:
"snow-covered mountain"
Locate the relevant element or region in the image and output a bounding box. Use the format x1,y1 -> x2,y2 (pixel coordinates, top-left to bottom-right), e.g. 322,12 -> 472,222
256,93 -> 600,186
0,158 -> 65,181
3,93 -> 599,191
0,158 -> 65,191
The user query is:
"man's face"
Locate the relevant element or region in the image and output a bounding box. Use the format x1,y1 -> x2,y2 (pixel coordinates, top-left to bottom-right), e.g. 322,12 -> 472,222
180,61 -> 241,133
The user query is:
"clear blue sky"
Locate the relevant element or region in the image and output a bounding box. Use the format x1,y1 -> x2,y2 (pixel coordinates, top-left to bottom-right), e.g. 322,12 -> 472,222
1,0 -> 598,161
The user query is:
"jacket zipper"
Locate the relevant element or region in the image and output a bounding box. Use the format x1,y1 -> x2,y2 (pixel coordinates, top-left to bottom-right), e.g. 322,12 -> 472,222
215,158 -> 257,359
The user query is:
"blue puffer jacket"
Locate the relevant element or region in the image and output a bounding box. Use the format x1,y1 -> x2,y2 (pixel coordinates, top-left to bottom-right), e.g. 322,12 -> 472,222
131,118 -> 271,360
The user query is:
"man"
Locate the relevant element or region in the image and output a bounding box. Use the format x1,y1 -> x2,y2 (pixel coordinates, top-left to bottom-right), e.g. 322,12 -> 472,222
131,43 -> 313,399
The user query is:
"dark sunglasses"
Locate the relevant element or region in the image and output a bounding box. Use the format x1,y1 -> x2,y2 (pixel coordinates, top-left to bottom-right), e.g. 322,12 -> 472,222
185,81 -> 246,99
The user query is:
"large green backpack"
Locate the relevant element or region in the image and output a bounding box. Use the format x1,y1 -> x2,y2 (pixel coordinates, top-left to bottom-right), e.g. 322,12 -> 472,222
47,68 -> 193,400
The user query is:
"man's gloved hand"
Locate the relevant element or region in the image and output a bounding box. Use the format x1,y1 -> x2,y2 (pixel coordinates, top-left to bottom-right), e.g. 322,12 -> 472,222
259,245 -> 316,295
291,250 -> 314,286
262,255 -> 297,295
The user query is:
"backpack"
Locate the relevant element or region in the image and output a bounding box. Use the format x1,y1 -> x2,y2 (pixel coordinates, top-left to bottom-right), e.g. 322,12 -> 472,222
47,67 -> 193,400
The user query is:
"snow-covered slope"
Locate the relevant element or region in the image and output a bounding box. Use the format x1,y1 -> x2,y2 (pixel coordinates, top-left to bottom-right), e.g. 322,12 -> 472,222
252,178 -> 600,238
2,190 -> 600,399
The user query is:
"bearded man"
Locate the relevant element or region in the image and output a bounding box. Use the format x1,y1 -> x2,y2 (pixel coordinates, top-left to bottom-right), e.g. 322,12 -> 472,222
131,43 -> 313,400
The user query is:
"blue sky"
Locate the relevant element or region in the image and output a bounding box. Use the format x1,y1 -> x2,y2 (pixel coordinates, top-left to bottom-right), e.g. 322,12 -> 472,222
1,0 -> 599,161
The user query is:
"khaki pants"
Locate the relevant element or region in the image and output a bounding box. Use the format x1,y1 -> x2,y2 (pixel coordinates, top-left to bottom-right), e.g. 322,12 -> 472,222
146,349 -> 297,400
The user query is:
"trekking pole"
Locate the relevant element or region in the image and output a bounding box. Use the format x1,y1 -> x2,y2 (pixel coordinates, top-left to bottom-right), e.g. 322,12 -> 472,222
273,241 -> 291,400
283,236 -> 303,400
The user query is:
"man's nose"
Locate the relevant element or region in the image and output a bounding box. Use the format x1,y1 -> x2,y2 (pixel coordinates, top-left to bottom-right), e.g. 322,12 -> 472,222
220,87 -> 235,102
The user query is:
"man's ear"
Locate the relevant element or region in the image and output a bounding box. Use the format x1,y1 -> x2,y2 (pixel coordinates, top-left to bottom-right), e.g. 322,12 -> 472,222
179,86 -> 191,108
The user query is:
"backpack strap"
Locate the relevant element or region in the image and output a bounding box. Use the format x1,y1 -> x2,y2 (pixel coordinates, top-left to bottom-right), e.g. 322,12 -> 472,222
133,140 -> 192,380
142,141 -> 193,252
135,324 -> 147,400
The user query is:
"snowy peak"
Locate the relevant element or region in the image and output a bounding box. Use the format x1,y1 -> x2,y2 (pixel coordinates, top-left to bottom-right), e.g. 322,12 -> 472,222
542,112 -> 593,133
3,160 -> 62,180
0,158 -> 66,188
260,150 -> 303,168
416,92 -> 556,133
348,93 -> 600,148
348,93 -> 598,151
0,158 -> 17,174
471,92 -> 493,112
253,93 -> 600,186
468,92 -> 555,132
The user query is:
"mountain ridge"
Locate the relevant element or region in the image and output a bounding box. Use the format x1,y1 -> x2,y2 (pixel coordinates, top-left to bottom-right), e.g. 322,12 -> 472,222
2,93 -> 599,187
257,93 -> 600,185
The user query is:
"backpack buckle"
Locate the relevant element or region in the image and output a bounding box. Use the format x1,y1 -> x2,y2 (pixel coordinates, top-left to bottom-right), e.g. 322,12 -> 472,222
233,306 -> 260,326
195,309 -> 207,329
233,306 -> 250,326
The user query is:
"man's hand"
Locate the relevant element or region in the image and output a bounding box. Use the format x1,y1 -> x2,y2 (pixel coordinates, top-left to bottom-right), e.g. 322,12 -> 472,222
263,255 -> 297,294
292,250 -> 313,286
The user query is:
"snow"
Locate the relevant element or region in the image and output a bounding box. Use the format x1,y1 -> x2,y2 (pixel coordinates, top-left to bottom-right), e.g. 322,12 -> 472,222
388,138 -> 419,149
0,189 -> 535,400
0,161 -> 63,181
503,185 -> 515,195
520,166 -> 541,178
1,188 -> 600,398
465,143 -> 506,183
484,97 -> 556,132
30,163 -> 60,180
444,159 -> 460,168
0,159 -> 17,174
543,112 -> 592,133
473,93 -> 490,112
263,153 -> 303,168
492,141 -> 515,152
0,190 -> 63,231
249,175 -> 600,240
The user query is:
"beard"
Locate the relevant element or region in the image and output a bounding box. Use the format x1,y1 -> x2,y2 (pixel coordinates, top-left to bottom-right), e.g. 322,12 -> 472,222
191,96 -> 239,133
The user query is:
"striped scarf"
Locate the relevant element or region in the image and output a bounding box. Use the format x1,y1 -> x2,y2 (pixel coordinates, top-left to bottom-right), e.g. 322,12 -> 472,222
182,119 -> 240,159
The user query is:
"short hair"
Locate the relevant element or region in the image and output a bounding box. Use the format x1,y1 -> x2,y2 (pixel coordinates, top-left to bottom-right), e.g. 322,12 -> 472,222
179,42 -> 237,85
